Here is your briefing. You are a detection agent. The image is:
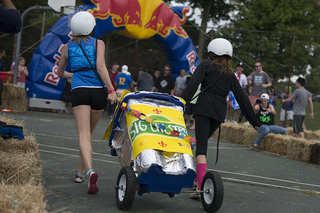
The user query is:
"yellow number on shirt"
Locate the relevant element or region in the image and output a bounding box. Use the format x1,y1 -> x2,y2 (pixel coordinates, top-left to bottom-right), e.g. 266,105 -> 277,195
119,77 -> 126,85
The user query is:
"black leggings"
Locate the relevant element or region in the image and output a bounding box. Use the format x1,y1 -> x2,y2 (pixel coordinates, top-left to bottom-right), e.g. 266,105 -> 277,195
195,115 -> 221,156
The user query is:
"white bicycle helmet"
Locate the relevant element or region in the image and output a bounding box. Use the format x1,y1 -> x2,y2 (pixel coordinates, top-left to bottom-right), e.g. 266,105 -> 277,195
70,11 -> 96,36
207,38 -> 233,57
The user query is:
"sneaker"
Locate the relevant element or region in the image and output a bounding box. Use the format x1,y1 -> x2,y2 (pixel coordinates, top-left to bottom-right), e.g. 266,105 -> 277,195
253,144 -> 260,150
243,121 -> 249,125
189,191 -> 201,200
87,171 -> 99,194
192,182 -> 198,191
74,172 -> 84,183
225,119 -> 229,122
232,120 -> 236,124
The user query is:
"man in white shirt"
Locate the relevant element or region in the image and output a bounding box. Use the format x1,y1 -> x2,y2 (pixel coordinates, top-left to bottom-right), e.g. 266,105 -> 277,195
225,62 -> 247,123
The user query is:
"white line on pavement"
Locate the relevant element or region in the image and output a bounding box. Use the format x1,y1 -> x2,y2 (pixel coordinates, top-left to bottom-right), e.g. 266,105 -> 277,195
39,149 -> 119,164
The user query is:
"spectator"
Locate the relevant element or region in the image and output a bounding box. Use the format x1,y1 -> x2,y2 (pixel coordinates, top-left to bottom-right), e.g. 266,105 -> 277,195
57,11 -> 117,194
225,62 -> 247,123
0,0 -> 22,33
282,77 -> 314,138
153,70 -> 161,92
268,88 -> 277,108
121,65 -> 131,76
114,65 -> 134,99
0,49 -> 6,71
280,86 -> 293,127
151,65 -> 175,95
107,62 -> 119,117
10,56 -> 28,88
136,66 -> 153,91
180,38 -> 260,199
173,68 -> 187,96
253,93 -> 288,149
132,67 -> 143,91
247,62 -> 272,106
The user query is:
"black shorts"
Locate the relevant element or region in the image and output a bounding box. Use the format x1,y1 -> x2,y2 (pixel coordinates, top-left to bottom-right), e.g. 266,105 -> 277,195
293,115 -> 305,133
71,87 -> 108,110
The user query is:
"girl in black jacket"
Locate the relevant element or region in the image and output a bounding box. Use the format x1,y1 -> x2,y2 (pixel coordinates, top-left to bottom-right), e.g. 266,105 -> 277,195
180,38 -> 260,196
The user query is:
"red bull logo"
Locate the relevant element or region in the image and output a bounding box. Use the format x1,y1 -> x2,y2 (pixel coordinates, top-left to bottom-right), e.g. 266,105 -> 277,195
87,0 -> 189,39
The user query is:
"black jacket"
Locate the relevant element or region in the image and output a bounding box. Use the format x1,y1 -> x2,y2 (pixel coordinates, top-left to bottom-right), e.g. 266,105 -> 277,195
181,61 -> 260,128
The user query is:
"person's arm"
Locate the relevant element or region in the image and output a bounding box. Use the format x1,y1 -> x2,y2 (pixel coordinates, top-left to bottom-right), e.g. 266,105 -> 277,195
309,97 -> 314,119
173,83 -> 177,95
262,82 -> 272,88
274,96 -> 277,105
232,75 -> 261,129
129,83 -> 134,91
24,66 -> 29,77
267,104 -> 276,115
57,44 -> 73,79
247,74 -> 252,85
151,86 -> 156,92
282,96 -> 293,103
2,0 -> 17,9
96,39 -> 116,104
114,82 -> 118,90
180,62 -> 204,103
0,0 -> 22,33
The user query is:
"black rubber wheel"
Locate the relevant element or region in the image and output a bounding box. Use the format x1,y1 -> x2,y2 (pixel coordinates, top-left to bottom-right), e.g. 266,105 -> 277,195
116,166 -> 136,210
201,171 -> 224,212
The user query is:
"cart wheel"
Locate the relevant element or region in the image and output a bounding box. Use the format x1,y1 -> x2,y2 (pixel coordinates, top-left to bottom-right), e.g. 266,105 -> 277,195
116,166 -> 136,210
201,171 -> 224,213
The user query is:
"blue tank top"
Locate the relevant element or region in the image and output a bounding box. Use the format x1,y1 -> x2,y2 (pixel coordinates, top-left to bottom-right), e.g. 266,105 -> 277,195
68,37 -> 104,89
281,94 -> 293,110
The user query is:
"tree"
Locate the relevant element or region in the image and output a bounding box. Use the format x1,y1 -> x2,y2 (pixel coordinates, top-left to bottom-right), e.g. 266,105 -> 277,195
219,0 -> 320,85
165,0 -> 232,60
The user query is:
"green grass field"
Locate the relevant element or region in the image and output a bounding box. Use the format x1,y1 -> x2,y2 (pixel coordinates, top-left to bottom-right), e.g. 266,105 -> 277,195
230,102 -> 320,131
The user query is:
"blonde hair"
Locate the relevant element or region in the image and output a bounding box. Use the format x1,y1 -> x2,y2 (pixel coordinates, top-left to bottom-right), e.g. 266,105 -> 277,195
70,35 -> 91,44
19,57 -> 25,61
212,56 -> 233,75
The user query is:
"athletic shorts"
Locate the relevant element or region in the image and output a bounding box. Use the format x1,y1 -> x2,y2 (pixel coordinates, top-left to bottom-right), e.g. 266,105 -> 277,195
280,108 -> 293,121
71,87 -> 108,110
293,115 -> 305,133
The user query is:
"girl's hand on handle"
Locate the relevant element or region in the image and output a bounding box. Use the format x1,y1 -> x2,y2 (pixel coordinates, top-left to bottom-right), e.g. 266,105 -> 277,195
108,92 -> 117,104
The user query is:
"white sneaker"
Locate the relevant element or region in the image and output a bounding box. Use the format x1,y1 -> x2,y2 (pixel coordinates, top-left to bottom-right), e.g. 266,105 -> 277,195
232,120 -> 236,123
243,121 -> 249,125
225,119 -> 229,122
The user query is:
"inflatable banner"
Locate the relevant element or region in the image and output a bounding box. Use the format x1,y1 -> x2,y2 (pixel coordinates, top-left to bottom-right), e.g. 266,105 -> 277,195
27,0 -> 200,100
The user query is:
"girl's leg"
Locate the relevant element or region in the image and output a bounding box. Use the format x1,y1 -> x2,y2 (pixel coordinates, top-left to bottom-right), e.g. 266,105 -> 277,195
195,116 -> 220,190
73,105 -> 93,171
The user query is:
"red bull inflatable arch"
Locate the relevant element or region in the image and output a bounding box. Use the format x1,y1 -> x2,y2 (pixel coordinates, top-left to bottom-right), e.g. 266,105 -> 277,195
27,0 -> 200,100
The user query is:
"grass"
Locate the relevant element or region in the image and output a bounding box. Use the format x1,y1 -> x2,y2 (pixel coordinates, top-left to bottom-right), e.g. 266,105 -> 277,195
299,190 -> 320,196
229,102 -> 320,132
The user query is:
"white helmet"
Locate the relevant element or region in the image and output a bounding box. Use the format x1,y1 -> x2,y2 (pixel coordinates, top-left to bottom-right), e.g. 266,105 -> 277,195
207,38 -> 233,57
70,11 -> 96,36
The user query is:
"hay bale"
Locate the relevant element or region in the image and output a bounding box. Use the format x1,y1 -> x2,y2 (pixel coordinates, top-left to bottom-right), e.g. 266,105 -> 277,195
260,133 -> 289,155
304,130 -> 320,140
0,84 -> 28,113
0,135 -> 39,159
286,127 -> 294,136
310,143 -> 320,165
0,115 -> 24,128
0,183 -> 47,213
0,152 -> 41,185
2,84 -> 26,99
286,138 -> 318,162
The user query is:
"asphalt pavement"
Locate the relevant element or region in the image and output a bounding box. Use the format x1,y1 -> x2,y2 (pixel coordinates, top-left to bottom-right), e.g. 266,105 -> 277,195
4,110 -> 320,213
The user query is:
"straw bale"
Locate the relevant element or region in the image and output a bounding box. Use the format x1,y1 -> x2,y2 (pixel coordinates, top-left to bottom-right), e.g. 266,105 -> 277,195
310,143 -> 320,165
0,152 -> 41,185
0,115 -> 24,128
260,133 -> 289,155
0,135 -> 39,159
304,130 -> 320,140
286,127 -> 294,136
1,97 -> 28,113
2,84 -> 26,99
0,183 -> 47,213
286,138 -> 318,162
